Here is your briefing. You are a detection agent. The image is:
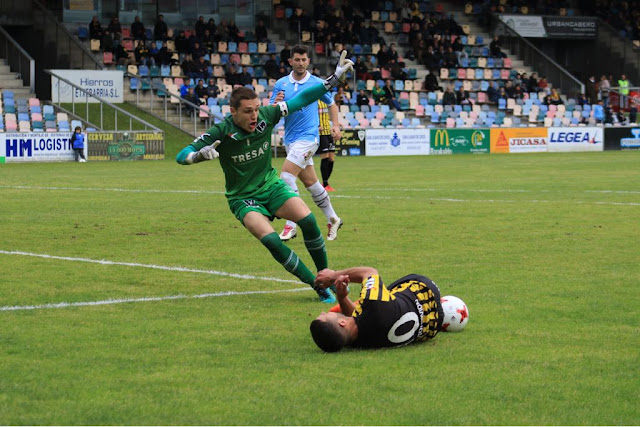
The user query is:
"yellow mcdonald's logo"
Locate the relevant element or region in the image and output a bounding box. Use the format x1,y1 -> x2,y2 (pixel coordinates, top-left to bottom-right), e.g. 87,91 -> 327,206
433,129 -> 450,147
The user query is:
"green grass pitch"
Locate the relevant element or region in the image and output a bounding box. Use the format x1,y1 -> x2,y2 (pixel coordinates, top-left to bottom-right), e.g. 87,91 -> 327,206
1,151 -> 638,425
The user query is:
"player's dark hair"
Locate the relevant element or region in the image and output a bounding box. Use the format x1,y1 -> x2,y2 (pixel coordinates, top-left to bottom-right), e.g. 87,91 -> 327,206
291,44 -> 309,57
230,86 -> 258,110
310,319 -> 348,352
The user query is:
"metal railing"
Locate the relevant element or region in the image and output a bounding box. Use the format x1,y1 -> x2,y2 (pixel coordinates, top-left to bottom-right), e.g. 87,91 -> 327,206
0,25 -> 35,93
126,73 -> 225,136
32,0 -> 103,70
46,69 -> 162,133
491,18 -> 585,98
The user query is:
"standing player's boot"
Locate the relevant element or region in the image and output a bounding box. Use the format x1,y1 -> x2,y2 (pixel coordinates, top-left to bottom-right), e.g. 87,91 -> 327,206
324,184 -> 336,192
316,287 -> 336,304
279,224 -> 297,241
327,216 -> 343,241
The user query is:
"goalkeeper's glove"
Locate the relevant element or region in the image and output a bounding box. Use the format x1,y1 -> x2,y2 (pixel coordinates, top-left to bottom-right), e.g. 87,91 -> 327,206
185,140 -> 221,164
323,50 -> 354,90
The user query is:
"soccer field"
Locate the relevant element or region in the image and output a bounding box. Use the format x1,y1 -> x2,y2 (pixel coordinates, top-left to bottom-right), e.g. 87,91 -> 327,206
1,152 -> 638,425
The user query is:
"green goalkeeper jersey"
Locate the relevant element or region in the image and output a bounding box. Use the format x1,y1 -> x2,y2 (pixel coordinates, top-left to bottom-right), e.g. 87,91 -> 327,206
185,105 -> 282,200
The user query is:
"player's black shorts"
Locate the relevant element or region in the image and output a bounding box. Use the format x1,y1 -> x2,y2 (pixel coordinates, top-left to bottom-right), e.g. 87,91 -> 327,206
316,135 -> 335,154
388,274 -> 444,339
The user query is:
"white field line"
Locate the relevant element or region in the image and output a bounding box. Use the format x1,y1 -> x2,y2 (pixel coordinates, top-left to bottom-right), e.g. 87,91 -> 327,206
1,185 -> 639,206
0,250 -> 310,312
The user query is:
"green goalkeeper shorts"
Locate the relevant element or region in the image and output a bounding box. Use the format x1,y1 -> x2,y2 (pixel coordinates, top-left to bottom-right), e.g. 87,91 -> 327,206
228,178 -> 299,223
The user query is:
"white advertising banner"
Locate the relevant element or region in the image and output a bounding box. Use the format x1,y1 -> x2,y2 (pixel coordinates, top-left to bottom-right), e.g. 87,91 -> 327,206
499,14 -> 545,37
0,132 -> 86,163
547,127 -> 604,152
51,70 -> 124,103
365,129 -> 430,156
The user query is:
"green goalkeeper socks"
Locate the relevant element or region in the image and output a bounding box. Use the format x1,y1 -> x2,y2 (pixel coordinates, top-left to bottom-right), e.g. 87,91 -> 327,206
260,232 -> 315,286
297,213 -> 328,271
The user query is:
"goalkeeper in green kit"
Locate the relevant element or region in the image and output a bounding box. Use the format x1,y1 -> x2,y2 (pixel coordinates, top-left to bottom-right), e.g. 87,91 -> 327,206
176,52 -> 354,303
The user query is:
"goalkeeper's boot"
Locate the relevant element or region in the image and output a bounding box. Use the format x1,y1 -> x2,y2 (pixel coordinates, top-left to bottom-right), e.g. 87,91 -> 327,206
279,224 -> 297,241
316,287 -> 336,304
327,216 -> 343,241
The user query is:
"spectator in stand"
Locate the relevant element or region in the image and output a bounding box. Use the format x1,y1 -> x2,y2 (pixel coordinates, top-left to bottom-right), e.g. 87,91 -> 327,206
195,16 -> 207,40
538,75 -> 548,90
181,54 -> 196,79
264,54 -> 279,80
356,89 -> 370,107
486,81 -> 499,104
238,66 -> 253,86
101,30 -> 114,53
443,46 -> 457,68
195,79 -> 208,99
206,18 -> 217,37
527,73 -> 539,93
107,16 -> 122,40
227,20 -> 241,42
255,19 -> 269,43
202,29 -> 215,53
206,78 -> 220,99
115,39 -> 135,66
134,40 -> 150,66
424,70 -> 441,92
175,30 -> 189,54
389,59 -> 408,80
149,41 -> 159,59
216,19 -> 229,42
189,41 -> 204,60
512,73 -> 523,89
179,81 -> 190,97
354,57 -> 369,80
593,100 -> 605,124
153,14 -> 168,41
544,88 -> 564,105
504,80 -> 514,98
131,16 -> 146,40
456,47 -> 469,67
490,35 -> 506,58
89,16 -> 103,40
423,46 -> 438,71
333,86 -> 347,107
182,86 -> 202,114
372,81 -> 386,105
377,44 -> 391,68
155,45 -> 172,66
225,65 -> 239,86
599,75 -> 610,108
498,86 -> 508,101
456,86 -> 472,105
576,93 -> 589,107
193,56 -> 210,79
383,79 -> 401,110
586,75 -> 598,104
388,43 -> 400,65
280,42 -> 291,64
442,85 -> 457,106
511,84 -> 524,100
365,55 -> 381,80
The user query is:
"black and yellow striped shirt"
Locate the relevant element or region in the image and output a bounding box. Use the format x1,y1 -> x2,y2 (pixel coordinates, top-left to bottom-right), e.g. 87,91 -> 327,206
318,100 -> 331,136
352,275 -> 441,348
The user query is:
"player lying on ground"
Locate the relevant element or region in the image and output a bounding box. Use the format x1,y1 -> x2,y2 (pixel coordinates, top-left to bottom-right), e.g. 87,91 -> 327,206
176,52 -> 354,303
310,266 -> 444,351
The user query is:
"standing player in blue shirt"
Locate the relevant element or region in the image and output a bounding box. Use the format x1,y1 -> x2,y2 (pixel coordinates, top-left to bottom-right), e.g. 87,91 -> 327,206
270,45 -> 344,242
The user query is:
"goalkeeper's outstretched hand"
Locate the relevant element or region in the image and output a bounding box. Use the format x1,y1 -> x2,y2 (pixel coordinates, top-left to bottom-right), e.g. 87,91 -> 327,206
186,140 -> 221,164
323,50 -> 354,90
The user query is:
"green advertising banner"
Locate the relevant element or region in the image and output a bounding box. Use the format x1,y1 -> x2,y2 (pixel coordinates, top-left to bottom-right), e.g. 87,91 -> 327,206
430,129 -> 490,154
87,131 -> 164,161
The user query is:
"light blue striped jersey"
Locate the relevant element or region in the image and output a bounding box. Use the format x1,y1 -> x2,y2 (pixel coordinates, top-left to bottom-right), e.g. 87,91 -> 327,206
270,71 -> 334,145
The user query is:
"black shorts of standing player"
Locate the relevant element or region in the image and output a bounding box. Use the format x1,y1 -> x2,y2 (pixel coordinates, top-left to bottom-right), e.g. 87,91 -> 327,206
387,273 -> 445,338
315,135 -> 335,155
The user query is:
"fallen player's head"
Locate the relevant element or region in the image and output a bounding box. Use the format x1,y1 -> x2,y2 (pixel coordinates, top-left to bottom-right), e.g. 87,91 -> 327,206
310,312 -> 350,352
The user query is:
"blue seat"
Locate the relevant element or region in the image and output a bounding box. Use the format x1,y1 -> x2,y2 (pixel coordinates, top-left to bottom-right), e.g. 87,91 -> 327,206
77,26 -> 89,40
498,98 -> 506,110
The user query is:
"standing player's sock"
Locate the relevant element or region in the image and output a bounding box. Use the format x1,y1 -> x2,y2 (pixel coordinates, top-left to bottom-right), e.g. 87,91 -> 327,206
327,159 -> 334,181
306,181 -> 337,222
320,158 -> 330,187
260,232 -> 315,286
297,213 -> 328,271
280,171 -> 299,230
